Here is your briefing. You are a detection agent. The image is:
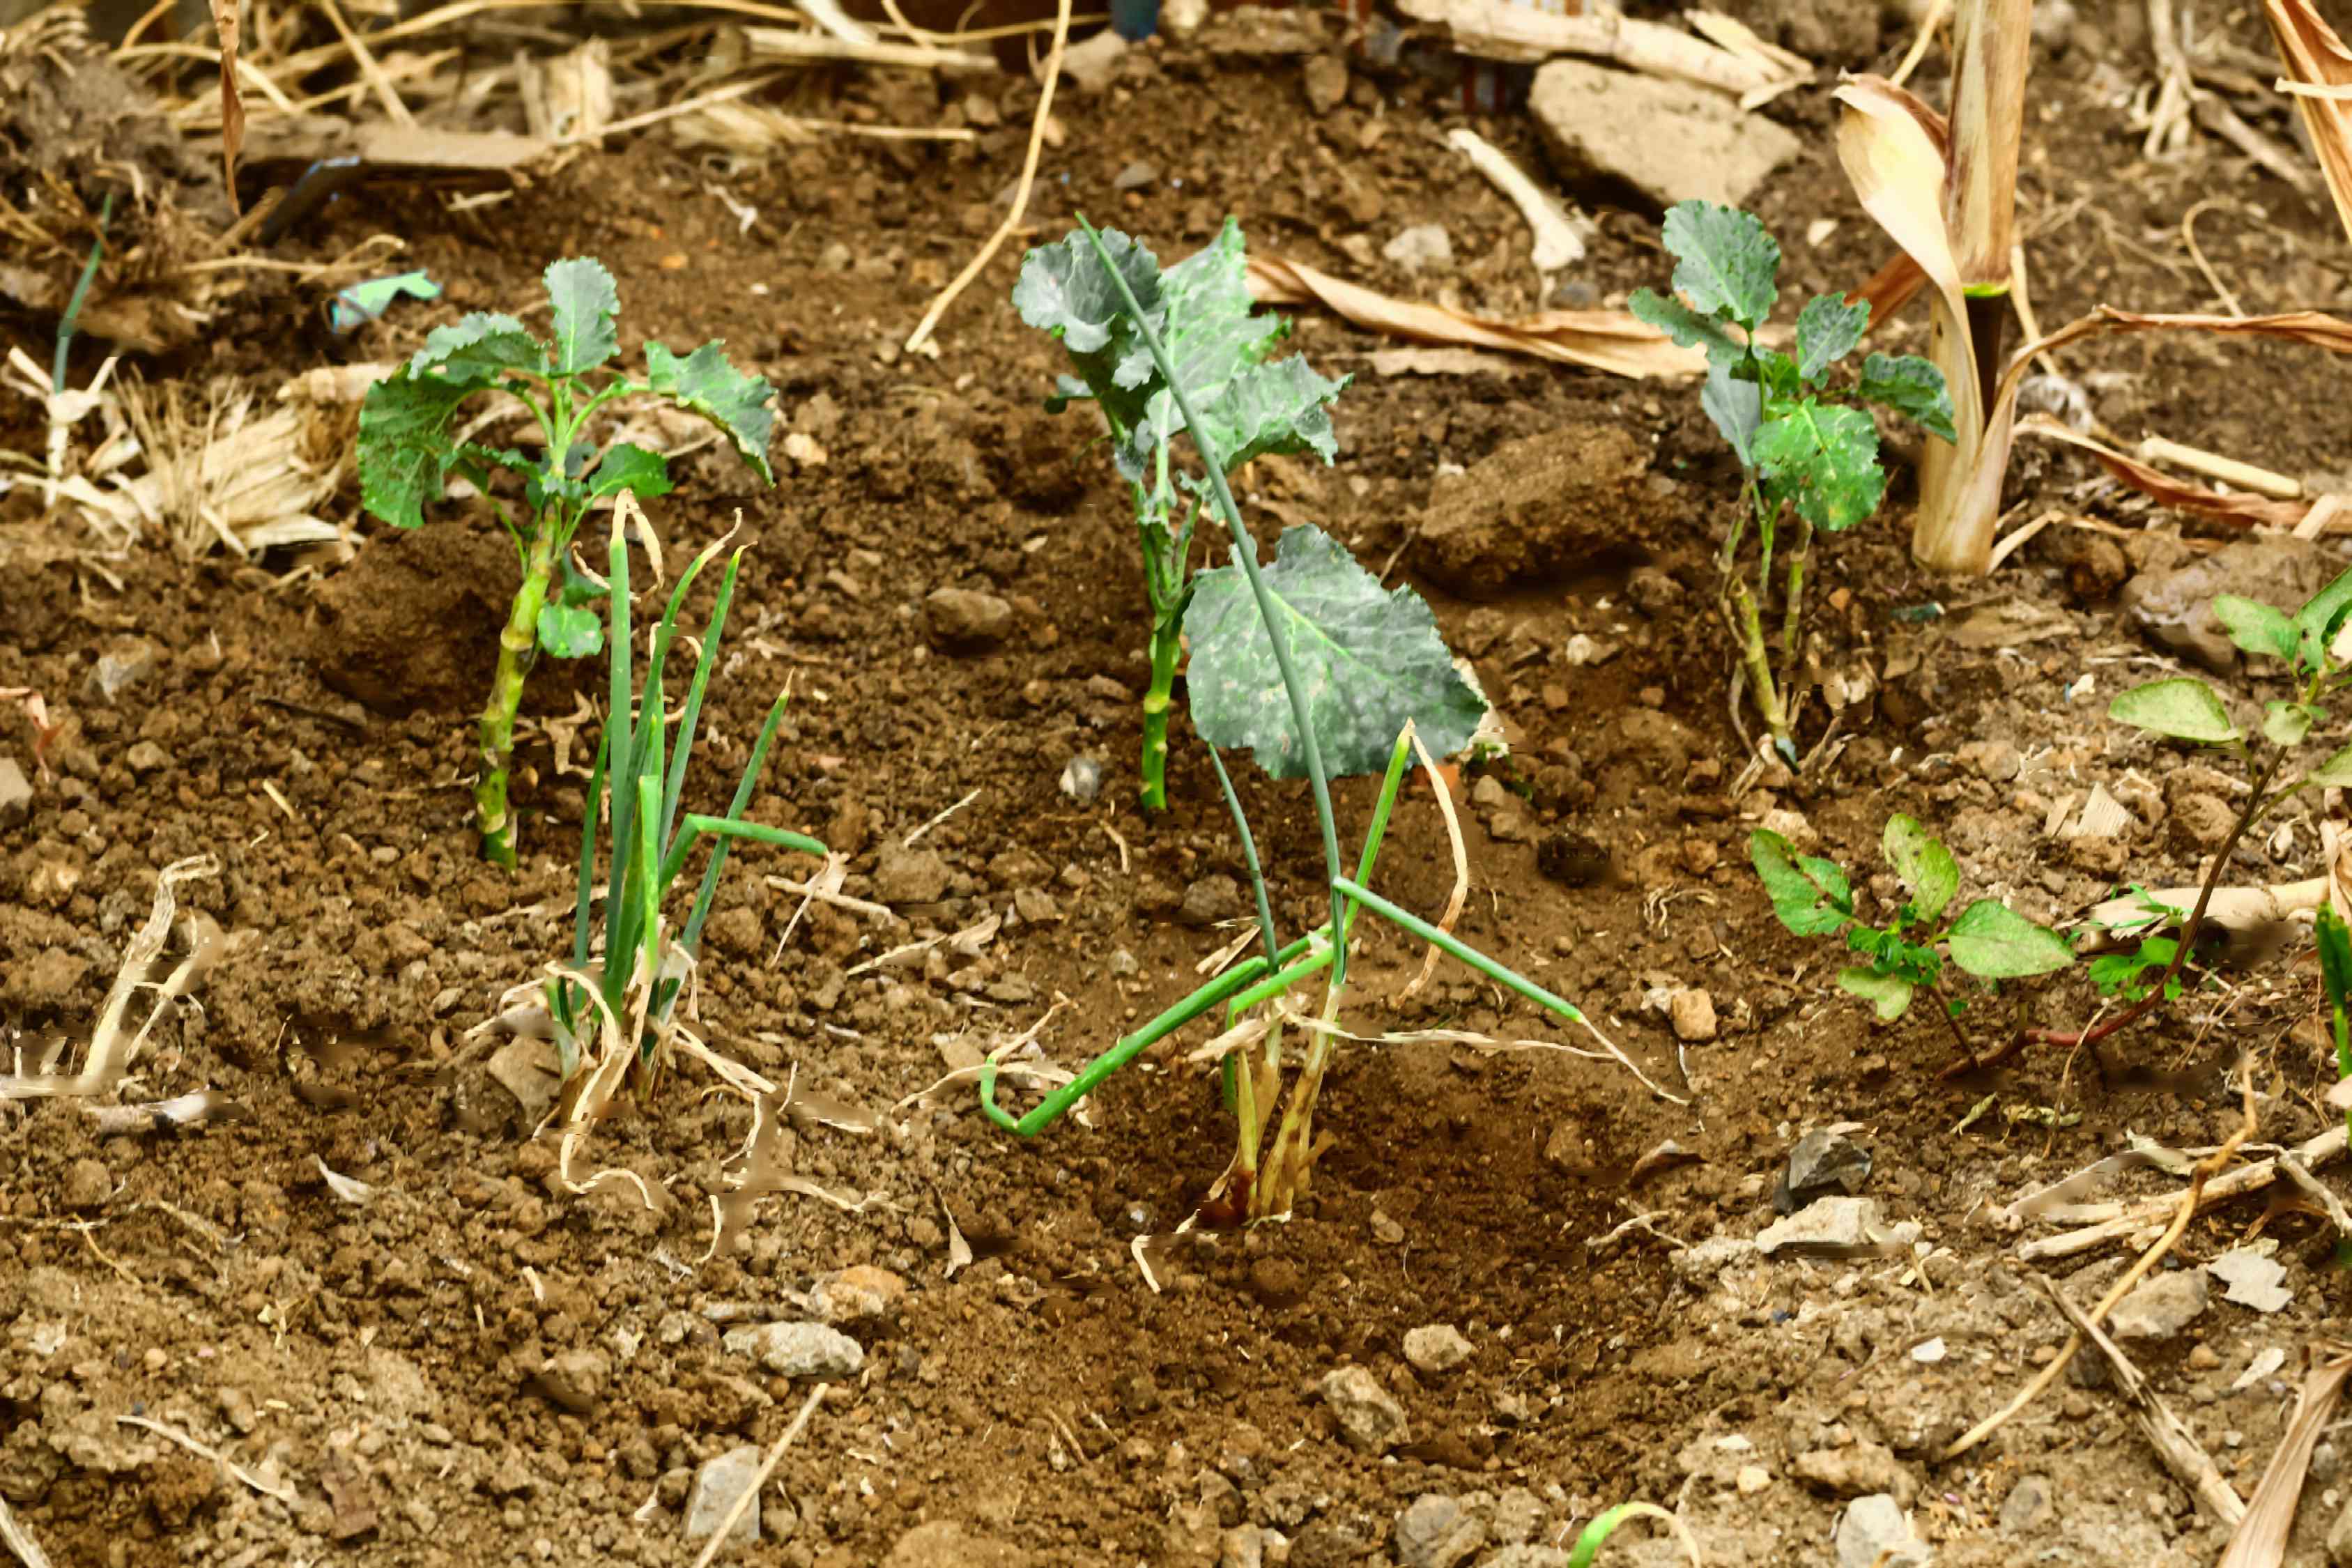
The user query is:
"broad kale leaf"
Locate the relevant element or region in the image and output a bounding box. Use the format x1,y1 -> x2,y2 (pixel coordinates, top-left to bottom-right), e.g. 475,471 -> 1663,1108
1753,400 -> 1885,532
361,314 -> 548,530
1794,295 -> 1869,384
1856,353 -> 1957,443
1017,220 -> 1347,483
1657,201 -> 1778,331
546,258 -> 621,376
1184,525 -> 1487,778
644,341 -> 775,483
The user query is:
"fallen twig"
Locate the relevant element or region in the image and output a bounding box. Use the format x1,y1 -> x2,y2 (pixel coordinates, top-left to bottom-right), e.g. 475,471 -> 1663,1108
2020,1123 -> 2348,1261
0,1492 -> 52,1568
688,1385 -> 828,1568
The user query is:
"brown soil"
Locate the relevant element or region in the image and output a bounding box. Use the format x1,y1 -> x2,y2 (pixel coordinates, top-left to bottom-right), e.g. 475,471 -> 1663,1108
6,6 -> 2352,1568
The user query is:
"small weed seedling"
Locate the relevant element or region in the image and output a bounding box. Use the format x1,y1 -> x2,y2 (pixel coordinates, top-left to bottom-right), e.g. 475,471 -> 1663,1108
1632,201 -> 1954,762
358,259 -> 775,867
981,218 -> 1660,1225
1015,220 -> 1486,808
542,498 -> 826,1118
1753,814 -> 2072,1043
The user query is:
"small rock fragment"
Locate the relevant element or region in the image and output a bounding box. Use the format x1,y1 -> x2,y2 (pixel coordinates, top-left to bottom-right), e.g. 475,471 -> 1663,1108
528,1349 -> 609,1415
1999,1474 -> 2054,1533
1530,59 -> 1801,209
809,1265 -> 909,1324
0,756 -> 31,829
1403,1324 -> 1473,1376
91,637 -> 159,700
2212,1248 -> 2292,1313
1383,224 -> 1454,275
123,741 -> 171,776
486,1038 -> 562,1124
874,843 -> 951,905
2109,1268 -> 2210,1340
721,1321 -> 865,1378
1672,1235 -> 1755,1279
1667,987 -> 1716,1043
1059,755 -> 1102,804
1755,1196 -> 1914,1258
1794,1440 -> 1916,1506
924,587 -> 1015,652
1775,1124 -> 1873,1213
1178,874 -> 1243,928
1319,1365 -> 1410,1454
686,1445 -> 762,1544
1835,1494 -> 1928,1568
1735,1465 -> 1771,1496
1302,54 -> 1348,114
1392,1493 -> 1484,1568
63,1158 -> 111,1213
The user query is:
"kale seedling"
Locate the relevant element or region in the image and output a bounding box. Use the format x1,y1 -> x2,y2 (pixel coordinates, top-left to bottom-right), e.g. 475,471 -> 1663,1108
1753,814 -> 2073,1038
1014,220 -> 1486,807
1631,201 -> 1955,762
358,259 -> 775,867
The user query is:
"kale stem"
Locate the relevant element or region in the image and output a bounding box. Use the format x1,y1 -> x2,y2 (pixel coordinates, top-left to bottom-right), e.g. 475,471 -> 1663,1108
1139,612 -> 1181,811
477,523 -> 560,867
1779,516 -> 1815,689
1727,578 -> 1788,753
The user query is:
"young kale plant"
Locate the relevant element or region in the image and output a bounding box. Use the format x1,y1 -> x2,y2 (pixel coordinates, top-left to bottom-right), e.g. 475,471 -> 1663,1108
358,258 -> 775,868
1013,221 -> 1488,807
1752,813 -> 2073,1041
1631,201 -> 1955,762
980,218 -> 1656,1226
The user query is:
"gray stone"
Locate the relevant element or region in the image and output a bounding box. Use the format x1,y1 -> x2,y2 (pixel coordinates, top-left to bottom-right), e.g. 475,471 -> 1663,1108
123,741 -> 170,776
685,1444 -> 762,1544
90,637 -> 158,700
1320,1365 -> 1410,1454
0,756 -> 30,830
1672,1234 -> 1755,1279
1530,58 -> 1801,210
1489,1489 -> 1544,1547
721,1321 -> 864,1378
1999,1475 -> 2054,1533
2211,1247 -> 2292,1313
528,1349 -> 609,1415
2109,1268 -> 2209,1341
874,843 -> 951,905
1394,1493 -> 1484,1568
1178,874 -> 1244,928
1404,1323 -> 1474,1376
63,1158 -> 111,1213
1058,755 -> 1102,803
1835,1494 -> 1928,1568
1221,1525 -> 1268,1568
925,587 -> 1014,652
1384,223 -> 1454,275
1777,1125 -> 1873,1213
2119,535 -> 2339,674
1756,1197 -> 1917,1259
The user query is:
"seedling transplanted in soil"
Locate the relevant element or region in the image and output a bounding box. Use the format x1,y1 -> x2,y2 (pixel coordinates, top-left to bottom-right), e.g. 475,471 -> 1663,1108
1631,201 -> 1954,763
981,217 -> 1654,1229
518,496 -> 826,1201
1014,218 -> 1488,807
358,258 -> 776,868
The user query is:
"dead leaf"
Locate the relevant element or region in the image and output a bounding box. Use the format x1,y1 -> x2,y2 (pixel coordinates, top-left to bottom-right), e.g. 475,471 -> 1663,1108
215,0 -> 245,210
2266,0 -> 2352,247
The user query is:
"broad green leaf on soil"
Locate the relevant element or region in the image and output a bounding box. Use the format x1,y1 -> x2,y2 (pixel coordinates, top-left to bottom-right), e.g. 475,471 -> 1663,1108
588,442 -> 672,502
536,600 -> 604,658
1795,294 -> 1870,383
1838,965 -> 1916,1021
2265,700 -> 2319,748
2214,594 -> 2297,661
1700,359 -> 1761,468
544,257 -> 620,375
1946,899 -> 2075,978
1014,226 -> 1165,422
1753,400 -> 1884,532
1749,829 -> 1852,937
1628,287 -> 1746,370
2305,741 -> 2352,787
643,341 -> 776,482
1882,814 -> 1958,921
1856,351 -> 1958,443
360,314 -> 548,529
1183,525 -> 1488,778
2109,678 -> 2240,745
1657,200 -> 1779,330
2292,565 -> 2352,670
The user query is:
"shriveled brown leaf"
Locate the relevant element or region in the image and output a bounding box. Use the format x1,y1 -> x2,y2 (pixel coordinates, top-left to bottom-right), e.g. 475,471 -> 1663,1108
2217,1345 -> 2352,1567
215,0 -> 245,212
1244,254 -> 1703,380
2265,0 -> 2352,247
2017,415 -> 2312,529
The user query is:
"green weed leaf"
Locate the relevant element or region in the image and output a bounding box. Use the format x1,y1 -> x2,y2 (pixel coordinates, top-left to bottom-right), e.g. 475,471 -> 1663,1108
537,601 -> 604,659
1753,400 -> 1884,532
2109,679 -> 2240,746
1748,829 -> 1852,937
1794,294 -> 1870,383
588,442 -> 672,502
1838,966 -> 1915,1021
2304,742 -> 2352,787
2319,907 -> 2352,1013
359,314 -> 549,530
1627,287 -> 1746,369
544,257 -> 620,375
1883,814 -> 1958,921
1946,900 -> 2074,978
643,341 -> 776,482
1657,200 -> 1778,330
2292,565 -> 2352,670
1184,525 -> 1487,778
2265,700 -> 2319,748
2213,594 -> 2296,662
1856,352 -> 1957,443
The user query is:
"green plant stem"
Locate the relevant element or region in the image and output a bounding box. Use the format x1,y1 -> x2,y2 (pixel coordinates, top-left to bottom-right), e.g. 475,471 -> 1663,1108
53,193 -> 113,394
1780,516 -> 1815,671
1331,877 -> 1590,1027
477,523 -> 560,868
1140,612 -> 1182,811
1726,578 -> 1788,751
1076,216 -> 1350,988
